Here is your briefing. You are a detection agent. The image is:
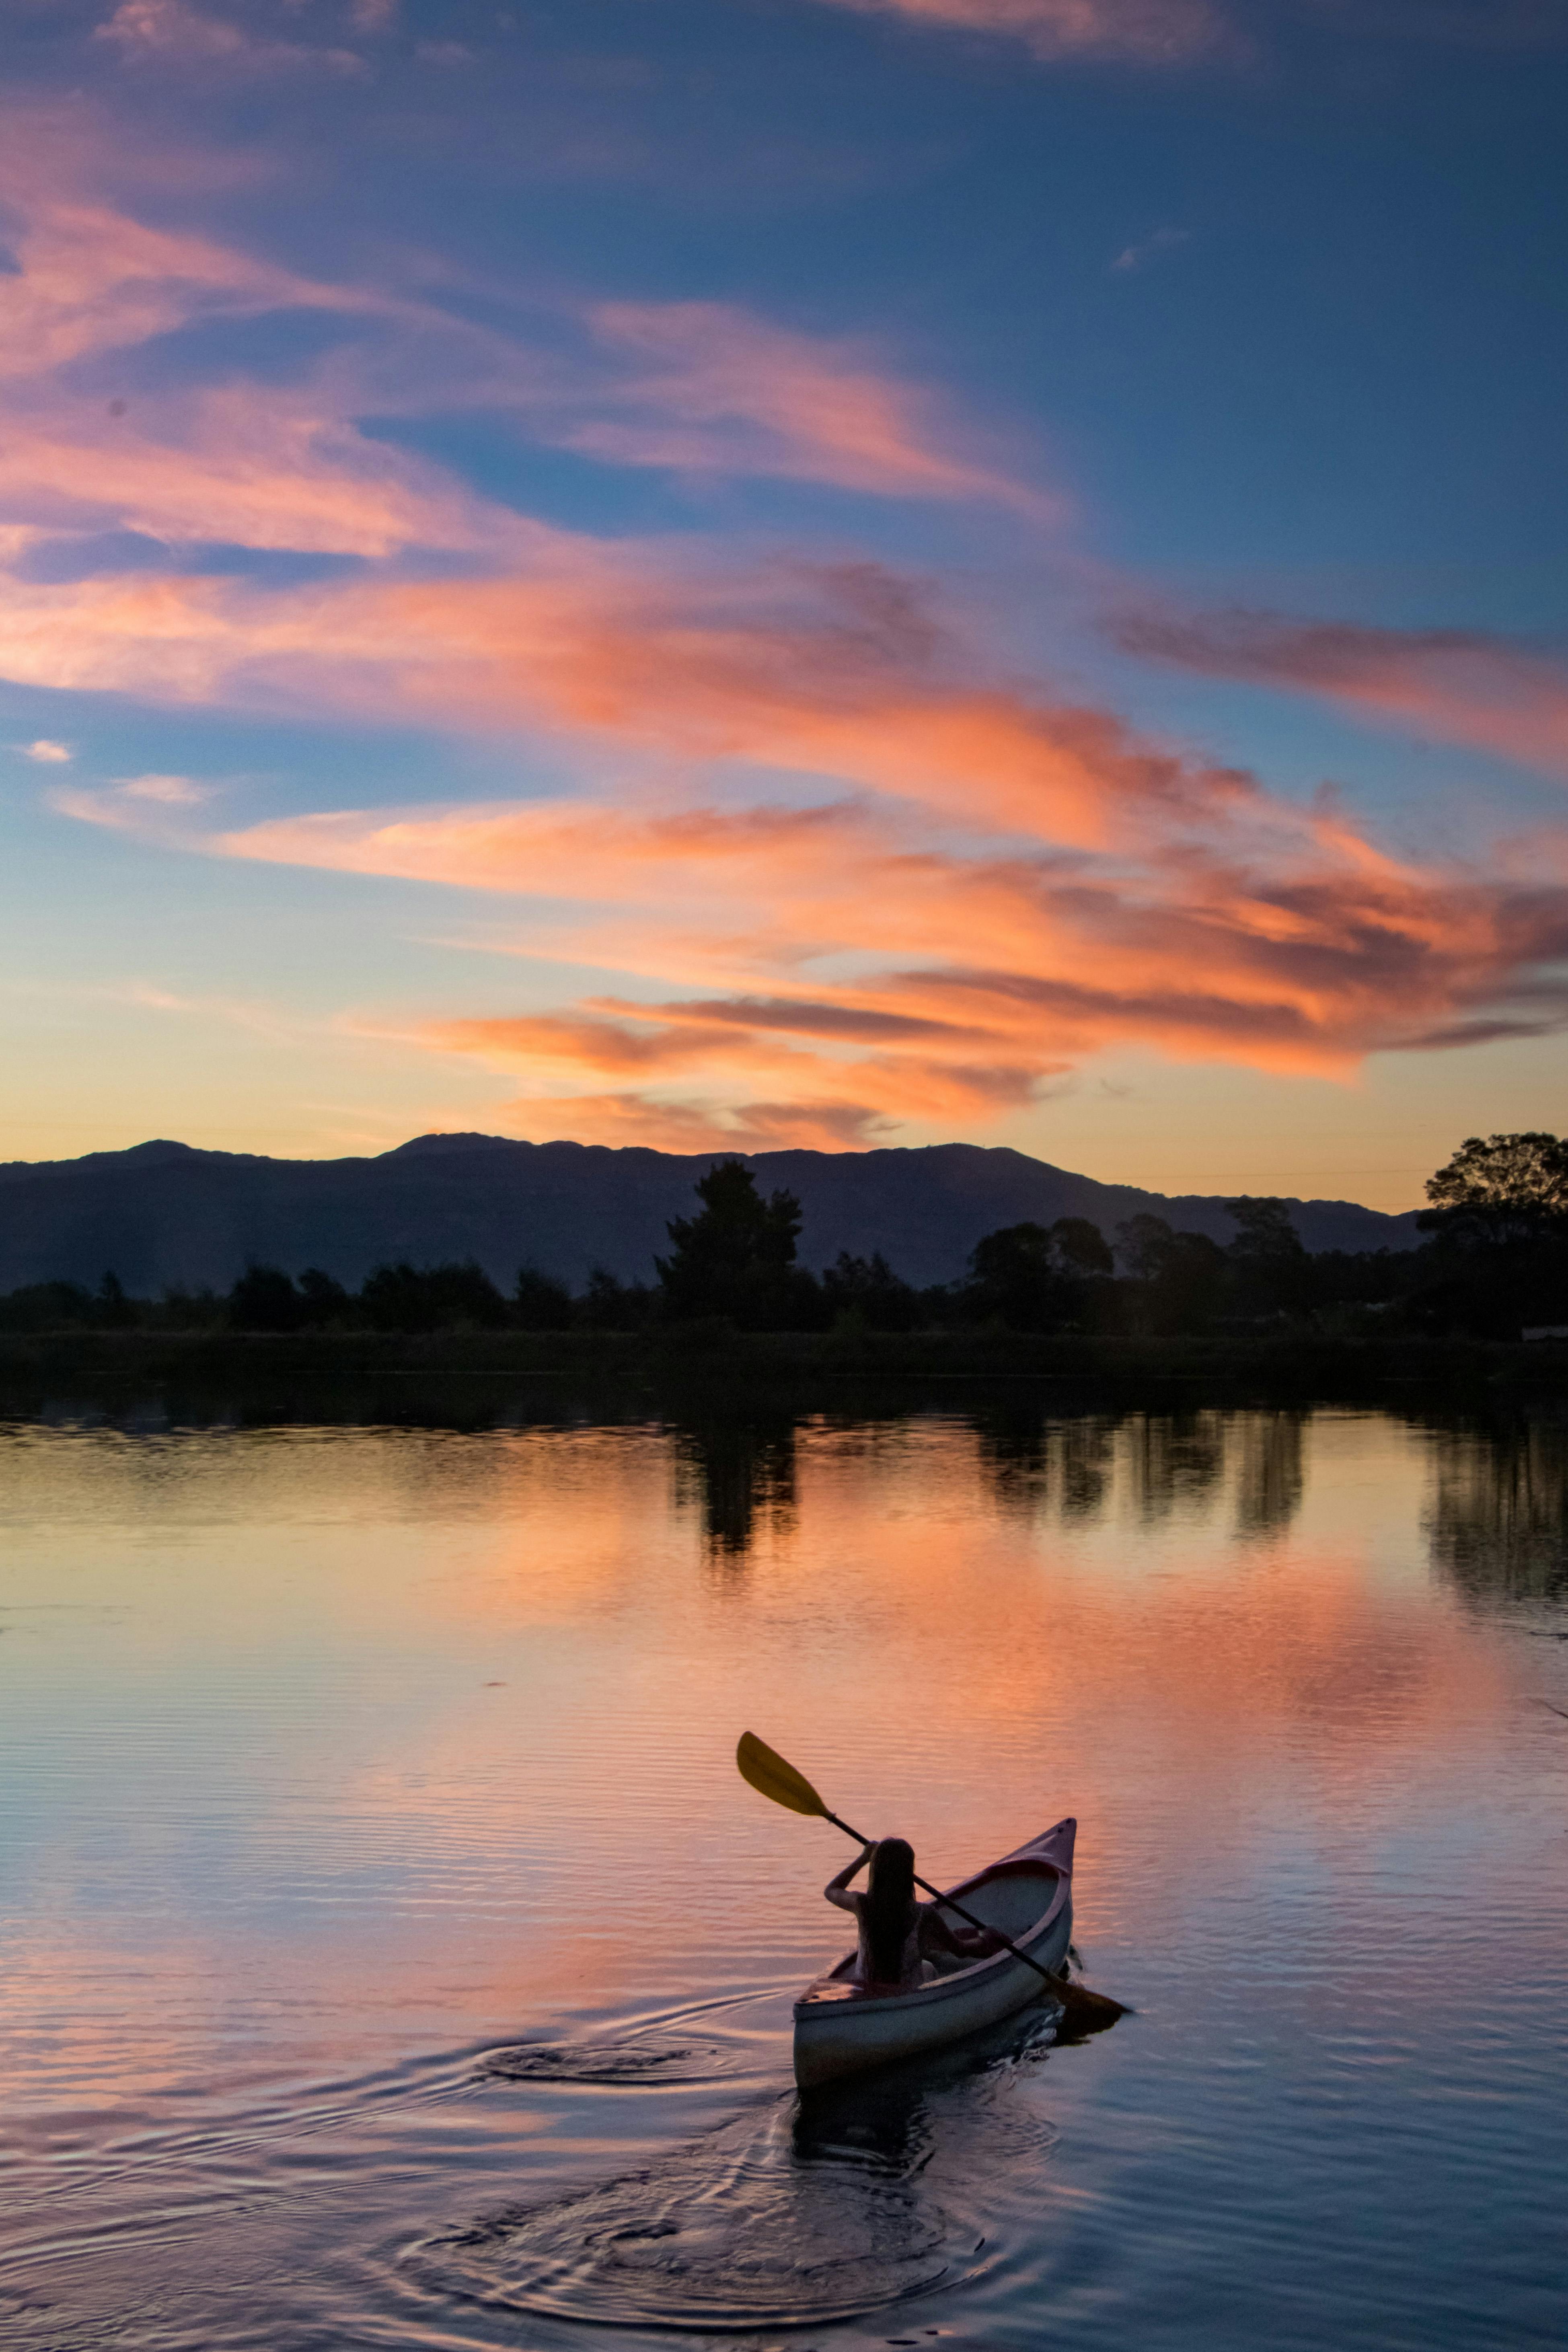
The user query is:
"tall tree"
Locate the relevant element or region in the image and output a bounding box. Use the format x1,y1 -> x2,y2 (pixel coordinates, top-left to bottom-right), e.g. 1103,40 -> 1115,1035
1114,1214 -> 1225,1333
967,1217 -> 1112,1332
656,1160 -> 813,1327
1224,1196 -> 1308,1318
821,1249 -> 919,1332
229,1264 -> 303,1332
359,1260 -> 508,1332
1420,1133 -> 1568,1245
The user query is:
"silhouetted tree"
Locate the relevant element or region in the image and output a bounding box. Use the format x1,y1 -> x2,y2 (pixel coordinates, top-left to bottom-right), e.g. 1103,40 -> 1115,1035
359,1260 -> 508,1332
1400,1133 -> 1568,1334
229,1264 -> 304,1332
1223,1196 -> 1308,1317
967,1217 -> 1113,1331
297,1268 -> 351,1324
656,1160 -> 819,1328
1420,1132 -> 1568,1246
0,1281 -> 96,1334
576,1266 -> 658,1330
514,1264 -> 574,1330
821,1249 -> 919,1332
1115,1215 -> 1226,1333
95,1269 -> 136,1329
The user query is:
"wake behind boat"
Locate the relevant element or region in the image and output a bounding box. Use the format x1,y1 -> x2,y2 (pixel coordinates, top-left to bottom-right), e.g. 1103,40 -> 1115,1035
793,1819 -> 1076,2089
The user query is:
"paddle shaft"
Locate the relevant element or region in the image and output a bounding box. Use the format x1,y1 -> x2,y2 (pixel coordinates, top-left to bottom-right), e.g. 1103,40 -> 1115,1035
821,1807 -> 1060,1990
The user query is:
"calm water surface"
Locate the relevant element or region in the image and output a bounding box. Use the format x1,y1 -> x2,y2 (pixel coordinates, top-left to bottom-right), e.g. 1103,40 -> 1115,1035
2,1396 -> 1566,2349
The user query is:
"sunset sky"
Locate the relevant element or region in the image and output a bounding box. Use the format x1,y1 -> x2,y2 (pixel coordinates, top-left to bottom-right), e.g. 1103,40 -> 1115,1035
3,0 -> 1567,1206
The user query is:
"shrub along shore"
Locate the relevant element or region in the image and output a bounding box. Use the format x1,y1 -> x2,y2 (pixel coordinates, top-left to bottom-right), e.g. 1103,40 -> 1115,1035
1,1324 -> 1564,1405
5,1132 -> 1568,1356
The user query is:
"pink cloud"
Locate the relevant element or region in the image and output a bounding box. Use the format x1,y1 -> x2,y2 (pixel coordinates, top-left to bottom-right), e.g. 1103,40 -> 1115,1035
11,111 -> 1568,1151
812,0 -> 1221,64
17,502 -> 1568,1145
574,302 -> 1057,513
0,146 -> 1049,604
220,748 -> 1568,1140
1114,607 -> 1568,781
95,1 -> 363,74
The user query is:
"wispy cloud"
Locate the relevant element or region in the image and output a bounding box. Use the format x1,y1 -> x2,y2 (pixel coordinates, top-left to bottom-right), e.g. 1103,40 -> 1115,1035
0,138 -> 1051,580
571,302 -> 1057,514
49,772 -> 213,832
1112,225 -> 1190,272
115,771 -> 211,802
95,1 -> 364,76
1113,605 -> 1568,780
217,746 -> 1568,1146
18,738 -> 72,763
11,103 -> 1568,1153
810,0 -> 1221,65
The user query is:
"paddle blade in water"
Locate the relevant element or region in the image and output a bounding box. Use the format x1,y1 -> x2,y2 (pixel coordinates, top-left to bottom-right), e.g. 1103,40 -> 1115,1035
736,1732 -> 827,1818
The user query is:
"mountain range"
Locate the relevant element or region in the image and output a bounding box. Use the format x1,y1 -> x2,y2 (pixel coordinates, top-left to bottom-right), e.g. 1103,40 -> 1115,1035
0,1135 -> 1424,1296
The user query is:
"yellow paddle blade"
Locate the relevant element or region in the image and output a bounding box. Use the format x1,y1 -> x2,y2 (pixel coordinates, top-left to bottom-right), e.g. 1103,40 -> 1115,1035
736,1731 -> 828,1819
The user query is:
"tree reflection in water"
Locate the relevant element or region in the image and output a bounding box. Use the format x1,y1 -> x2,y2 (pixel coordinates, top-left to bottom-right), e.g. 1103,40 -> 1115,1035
972,1403 -> 1303,1537
1424,1412 -> 1568,1606
670,1406 -> 798,1558
972,1405 -> 1118,1521
1234,1410 -> 1307,1540
1126,1412 -> 1226,1524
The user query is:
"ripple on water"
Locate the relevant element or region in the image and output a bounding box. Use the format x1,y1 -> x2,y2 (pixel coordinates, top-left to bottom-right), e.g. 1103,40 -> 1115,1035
412,2009 -> 1062,2333
481,2033 -> 740,2088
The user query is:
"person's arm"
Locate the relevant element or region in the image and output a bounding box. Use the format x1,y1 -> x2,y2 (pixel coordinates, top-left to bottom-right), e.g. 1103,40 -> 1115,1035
824,1842 -> 874,1912
919,1902 -> 1006,1958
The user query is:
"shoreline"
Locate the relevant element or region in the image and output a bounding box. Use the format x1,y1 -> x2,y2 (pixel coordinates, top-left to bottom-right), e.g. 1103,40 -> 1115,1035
2,1325 -> 1566,1411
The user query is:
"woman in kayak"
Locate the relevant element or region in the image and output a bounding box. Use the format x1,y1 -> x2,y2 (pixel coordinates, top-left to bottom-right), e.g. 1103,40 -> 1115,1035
825,1838 -> 1005,1991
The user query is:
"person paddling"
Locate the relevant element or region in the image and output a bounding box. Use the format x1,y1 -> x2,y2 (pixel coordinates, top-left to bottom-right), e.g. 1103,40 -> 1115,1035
825,1836 -> 1005,1991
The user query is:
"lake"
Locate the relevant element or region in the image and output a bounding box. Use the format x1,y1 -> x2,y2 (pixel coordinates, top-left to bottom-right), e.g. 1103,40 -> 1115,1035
2,1390 -> 1565,2350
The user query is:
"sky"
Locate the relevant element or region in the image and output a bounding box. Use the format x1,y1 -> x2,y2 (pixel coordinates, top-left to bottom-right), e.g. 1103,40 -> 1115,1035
2,0 -> 1567,1207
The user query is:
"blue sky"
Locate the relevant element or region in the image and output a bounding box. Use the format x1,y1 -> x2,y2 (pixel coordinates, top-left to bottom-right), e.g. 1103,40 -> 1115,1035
2,0 -> 1566,1204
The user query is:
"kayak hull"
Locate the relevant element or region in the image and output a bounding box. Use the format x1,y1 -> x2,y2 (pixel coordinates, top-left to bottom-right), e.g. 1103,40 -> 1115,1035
792,1818 -> 1075,2090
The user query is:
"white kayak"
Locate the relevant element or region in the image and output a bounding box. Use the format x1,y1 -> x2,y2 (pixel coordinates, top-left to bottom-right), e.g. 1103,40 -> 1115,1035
792,1818 -> 1076,2090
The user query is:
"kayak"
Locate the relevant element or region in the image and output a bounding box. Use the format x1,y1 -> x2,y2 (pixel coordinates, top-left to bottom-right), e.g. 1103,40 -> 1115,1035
792,1818 -> 1076,2090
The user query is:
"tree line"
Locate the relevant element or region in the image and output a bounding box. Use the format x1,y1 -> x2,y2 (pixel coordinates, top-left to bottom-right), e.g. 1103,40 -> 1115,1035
3,1133 -> 1566,1341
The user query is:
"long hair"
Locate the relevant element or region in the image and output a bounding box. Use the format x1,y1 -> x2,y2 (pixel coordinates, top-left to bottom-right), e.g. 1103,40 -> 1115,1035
865,1838 -> 916,1981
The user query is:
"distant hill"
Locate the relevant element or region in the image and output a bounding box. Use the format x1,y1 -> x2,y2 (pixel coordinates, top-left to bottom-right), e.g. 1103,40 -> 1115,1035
0,1134 -> 1424,1295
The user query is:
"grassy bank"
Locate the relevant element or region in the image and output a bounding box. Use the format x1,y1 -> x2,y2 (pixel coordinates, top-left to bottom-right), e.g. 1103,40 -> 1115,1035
2,1324 -> 1566,1419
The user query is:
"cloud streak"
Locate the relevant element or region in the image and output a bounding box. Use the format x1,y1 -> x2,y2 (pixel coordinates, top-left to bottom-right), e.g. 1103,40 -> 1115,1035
811,0 -> 1221,64
1113,606 -> 1568,780
11,104 -> 1568,1151
214,716 -> 1568,1146
572,303 -> 1056,514
95,1 -> 364,76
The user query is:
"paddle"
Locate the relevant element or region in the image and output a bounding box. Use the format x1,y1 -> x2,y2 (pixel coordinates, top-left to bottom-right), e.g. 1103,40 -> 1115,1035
737,1731 -> 1124,2028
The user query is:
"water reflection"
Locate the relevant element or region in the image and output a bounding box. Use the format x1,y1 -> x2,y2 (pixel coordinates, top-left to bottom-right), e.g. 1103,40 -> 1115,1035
1425,1413 -> 1568,1606
670,1406 -> 798,1556
1125,1412 -> 1226,1524
1235,1410 -> 1307,1539
645,1400 -> 1328,1556
972,1406 -> 1117,1521
3,1397 -> 1566,2352
415,2005 -> 1062,2334
972,1404 -> 1301,1538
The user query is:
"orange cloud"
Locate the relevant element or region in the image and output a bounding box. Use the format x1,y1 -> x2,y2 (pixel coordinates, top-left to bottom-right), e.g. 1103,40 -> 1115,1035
12,111 -> 1568,1151
227,754 -> 1568,1142
20,514 -> 1563,1146
1114,607 -> 1568,782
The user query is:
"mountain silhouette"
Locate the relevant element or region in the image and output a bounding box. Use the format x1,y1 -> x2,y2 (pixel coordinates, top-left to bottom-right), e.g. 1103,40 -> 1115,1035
0,1134 -> 1422,1295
